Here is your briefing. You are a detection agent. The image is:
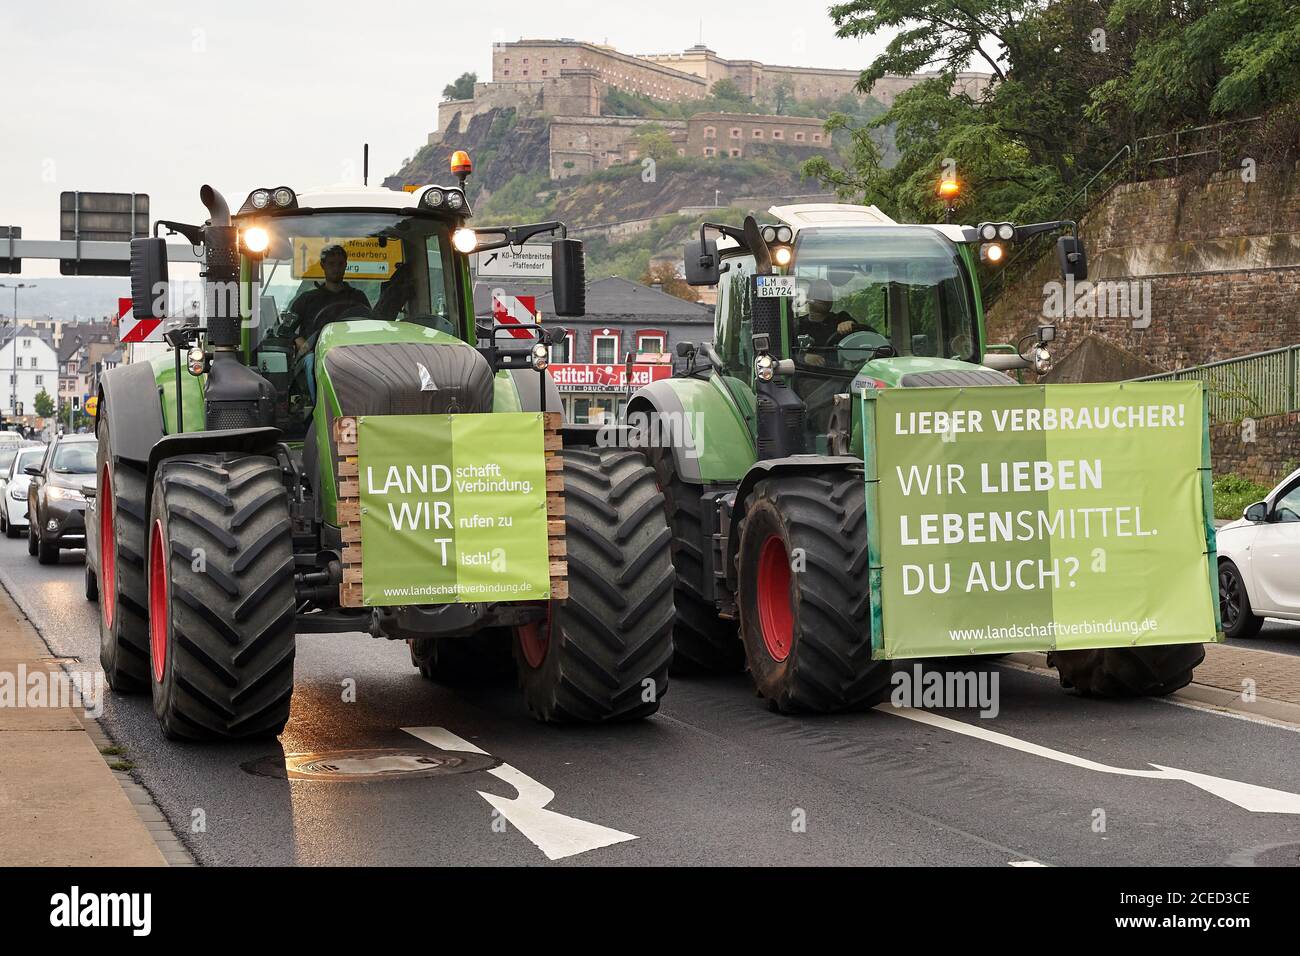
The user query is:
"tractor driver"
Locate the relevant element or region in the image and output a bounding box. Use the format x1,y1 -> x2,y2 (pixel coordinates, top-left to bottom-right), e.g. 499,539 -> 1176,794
797,277 -> 868,366
288,243 -> 370,353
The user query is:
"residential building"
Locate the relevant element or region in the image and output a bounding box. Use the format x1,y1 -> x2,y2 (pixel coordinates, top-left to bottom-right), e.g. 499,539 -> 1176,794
0,328 -> 59,419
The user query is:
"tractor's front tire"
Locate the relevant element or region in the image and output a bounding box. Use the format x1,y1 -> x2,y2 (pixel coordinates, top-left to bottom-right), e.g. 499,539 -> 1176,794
736,471 -> 891,713
96,412 -> 151,693
409,629 -> 514,684
514,448 -> 675,722
1048,644 -> 1205,698
148,454 -> 296,740
645,443 -> 744,676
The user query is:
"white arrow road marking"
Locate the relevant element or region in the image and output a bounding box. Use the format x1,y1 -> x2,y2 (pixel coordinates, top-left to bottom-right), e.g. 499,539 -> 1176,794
402,726 -> 637,861
880,706 -> 1300,815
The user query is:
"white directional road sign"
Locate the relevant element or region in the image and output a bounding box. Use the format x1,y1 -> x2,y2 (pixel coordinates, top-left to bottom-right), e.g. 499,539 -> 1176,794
475,243 -> 553,279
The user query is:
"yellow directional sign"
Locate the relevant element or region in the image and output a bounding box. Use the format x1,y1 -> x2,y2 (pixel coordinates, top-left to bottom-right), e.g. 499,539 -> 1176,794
292,237 -> 404,281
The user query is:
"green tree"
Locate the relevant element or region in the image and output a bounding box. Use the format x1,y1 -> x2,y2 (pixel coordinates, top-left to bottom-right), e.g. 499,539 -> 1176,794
709,79 -> 750,109
632,124 -> 678,164
441,72 -> 477,102
33,389 -> 54,418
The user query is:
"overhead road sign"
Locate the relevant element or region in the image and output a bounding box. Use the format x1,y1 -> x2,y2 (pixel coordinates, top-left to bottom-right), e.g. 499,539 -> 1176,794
0,227 -> 19,274
59,191 -> 149,276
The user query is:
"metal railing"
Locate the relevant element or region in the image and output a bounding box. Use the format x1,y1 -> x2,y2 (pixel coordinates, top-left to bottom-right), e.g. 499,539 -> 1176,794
1133,117 -> 1262,178
1132,345 -> 1300,425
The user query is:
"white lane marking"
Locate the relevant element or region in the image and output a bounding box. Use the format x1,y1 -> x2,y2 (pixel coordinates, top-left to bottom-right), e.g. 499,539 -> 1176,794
1155,696 -> 1300,735
402,726 -> 637,861
1009,861 -> 1046,867
878,706 -> 1300,814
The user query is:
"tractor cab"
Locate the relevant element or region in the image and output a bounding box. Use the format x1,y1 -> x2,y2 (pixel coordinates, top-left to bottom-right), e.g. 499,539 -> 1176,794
127,154 -> 584,445
686,202 -> 1082,454
232,185 -> 478,438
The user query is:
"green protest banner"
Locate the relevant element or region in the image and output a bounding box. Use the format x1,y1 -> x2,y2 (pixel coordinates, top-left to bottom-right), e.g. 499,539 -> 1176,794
862,382 -> 1220,659
357,412 -> 550,606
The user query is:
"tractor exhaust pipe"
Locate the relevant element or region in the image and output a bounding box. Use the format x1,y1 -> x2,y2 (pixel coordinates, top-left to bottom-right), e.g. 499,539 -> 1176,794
199,185 -> 241,350
200,184 -> 231,226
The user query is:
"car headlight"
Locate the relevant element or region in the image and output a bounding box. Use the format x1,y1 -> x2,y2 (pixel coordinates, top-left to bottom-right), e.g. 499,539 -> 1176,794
9,484 -> 24,500
47,486 -> 85,502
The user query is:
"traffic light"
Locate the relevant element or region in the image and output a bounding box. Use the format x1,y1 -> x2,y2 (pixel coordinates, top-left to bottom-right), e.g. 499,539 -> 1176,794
15,402 -> 23,416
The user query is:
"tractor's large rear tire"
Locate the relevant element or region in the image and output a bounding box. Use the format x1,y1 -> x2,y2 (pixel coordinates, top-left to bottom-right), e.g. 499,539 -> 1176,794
410,629 -> 514,684
1048,644 -> 1205,698
736,471 -> 891,713
96,412 -> 151,693
645,444 -> 744,675
148,454 -> 297,740
514,448 -> 675,722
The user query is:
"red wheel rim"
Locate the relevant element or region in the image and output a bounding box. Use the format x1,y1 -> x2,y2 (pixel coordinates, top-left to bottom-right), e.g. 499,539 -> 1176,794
100,466 -> 116,628
148,518 -> 168,684
516,604 -> 553,669
756,534 -> 794,662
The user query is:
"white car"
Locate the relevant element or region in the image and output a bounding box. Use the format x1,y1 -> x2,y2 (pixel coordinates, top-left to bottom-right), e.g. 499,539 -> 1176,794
0,443 -> 48,538
1217,466 -> 1300,638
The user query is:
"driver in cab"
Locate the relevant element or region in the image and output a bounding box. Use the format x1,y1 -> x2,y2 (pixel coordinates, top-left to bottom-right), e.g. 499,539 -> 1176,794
797,277 -> 868,366
289,243 -> 370,354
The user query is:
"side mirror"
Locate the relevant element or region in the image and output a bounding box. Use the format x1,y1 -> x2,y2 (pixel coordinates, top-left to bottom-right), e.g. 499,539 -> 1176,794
684,238 -> 720,286
1056,235 -> 1088,281
24,465 -> 41,477
551,238 -> 586,317
1244,501 -> 1269,522
675,341 -> 695,358
129,237 -> 169,321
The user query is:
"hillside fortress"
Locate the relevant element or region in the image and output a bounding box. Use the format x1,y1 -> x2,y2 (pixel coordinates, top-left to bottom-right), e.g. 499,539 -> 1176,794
432,39 -> 992,180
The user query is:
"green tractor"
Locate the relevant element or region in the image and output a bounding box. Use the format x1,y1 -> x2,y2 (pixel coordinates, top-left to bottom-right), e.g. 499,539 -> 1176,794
91,157 -> 675,740
629,203 -> 1206,709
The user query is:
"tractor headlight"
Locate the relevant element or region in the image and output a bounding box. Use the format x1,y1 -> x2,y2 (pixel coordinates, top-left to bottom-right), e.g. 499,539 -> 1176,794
982,242 -> 1005,264
997,222 -> 1015,241
775,225 -> 792,243
452,228 -> 478,254
755,353 -> 776,382
423,188 -> 445,208
771,245 -> 792,267
979,223 -> 997,241
186,347 -> 207,376
445,190 -> 465,211
242,226 -> 270,254
531,343 -> 549,370
1032,346 -> 1052,375
249,189 -> 271,210
272,187 -> 295,207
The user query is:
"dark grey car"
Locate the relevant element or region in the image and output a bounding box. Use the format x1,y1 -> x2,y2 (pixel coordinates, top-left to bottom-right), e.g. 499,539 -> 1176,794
27,434 -> 98,565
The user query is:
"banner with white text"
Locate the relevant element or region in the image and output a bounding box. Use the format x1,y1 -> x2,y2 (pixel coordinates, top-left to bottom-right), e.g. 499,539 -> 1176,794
863,381 -> 1219,659
358,412 -> 550,606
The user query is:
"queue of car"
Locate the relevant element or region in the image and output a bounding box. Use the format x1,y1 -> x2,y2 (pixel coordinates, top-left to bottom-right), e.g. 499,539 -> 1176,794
0,430 -> 97,565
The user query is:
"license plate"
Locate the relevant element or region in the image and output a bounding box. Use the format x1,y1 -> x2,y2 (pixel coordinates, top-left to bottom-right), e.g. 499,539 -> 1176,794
756,276 -> 795,298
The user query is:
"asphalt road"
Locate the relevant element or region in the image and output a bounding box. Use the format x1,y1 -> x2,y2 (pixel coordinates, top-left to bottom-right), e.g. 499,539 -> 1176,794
4,538 -> 1300,867
1233,620 -> 1300,657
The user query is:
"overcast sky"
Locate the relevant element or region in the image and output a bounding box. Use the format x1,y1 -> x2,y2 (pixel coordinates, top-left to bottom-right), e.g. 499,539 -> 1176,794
1,1 -> 892,277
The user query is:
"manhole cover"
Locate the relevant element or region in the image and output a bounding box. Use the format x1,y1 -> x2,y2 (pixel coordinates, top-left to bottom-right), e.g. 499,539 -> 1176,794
242,748 -> 498,781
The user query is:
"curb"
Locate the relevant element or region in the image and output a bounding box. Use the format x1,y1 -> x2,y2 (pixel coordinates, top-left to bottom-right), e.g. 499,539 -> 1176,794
1003,650 -> 1300,728
0,579 -> 193,866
